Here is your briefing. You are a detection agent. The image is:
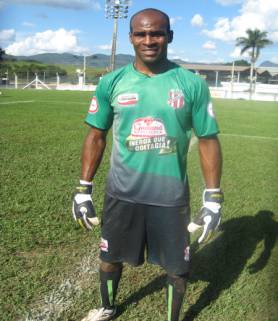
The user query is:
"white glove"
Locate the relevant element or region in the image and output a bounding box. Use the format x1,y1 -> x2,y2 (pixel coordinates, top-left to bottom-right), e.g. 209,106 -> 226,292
72,181 -> 99,230
188,188 -> 224,243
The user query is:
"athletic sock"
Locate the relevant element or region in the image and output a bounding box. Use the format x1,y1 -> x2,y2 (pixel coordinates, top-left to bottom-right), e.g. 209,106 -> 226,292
166,274 -> 187,321
99,267 -> 122,308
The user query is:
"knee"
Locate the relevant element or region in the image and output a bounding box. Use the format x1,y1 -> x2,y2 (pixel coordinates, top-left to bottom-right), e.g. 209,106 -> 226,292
100,261 -> 123,273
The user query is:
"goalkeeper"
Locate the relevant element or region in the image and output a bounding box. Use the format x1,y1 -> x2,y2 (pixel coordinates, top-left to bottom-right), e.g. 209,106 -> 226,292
72,8 -> 223,321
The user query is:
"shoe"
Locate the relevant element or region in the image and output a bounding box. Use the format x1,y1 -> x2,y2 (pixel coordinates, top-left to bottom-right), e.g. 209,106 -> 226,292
81,307 -> 116,321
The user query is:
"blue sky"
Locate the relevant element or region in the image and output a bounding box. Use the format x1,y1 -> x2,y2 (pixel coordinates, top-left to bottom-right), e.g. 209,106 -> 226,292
0,0 -> 277,64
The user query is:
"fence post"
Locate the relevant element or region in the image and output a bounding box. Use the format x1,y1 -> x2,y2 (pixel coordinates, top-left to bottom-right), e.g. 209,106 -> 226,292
56,72 -> 60,89
14,73 -> 18,89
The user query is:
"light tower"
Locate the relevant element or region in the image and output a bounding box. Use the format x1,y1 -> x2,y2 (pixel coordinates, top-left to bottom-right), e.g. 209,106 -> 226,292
105,0 -> 130,71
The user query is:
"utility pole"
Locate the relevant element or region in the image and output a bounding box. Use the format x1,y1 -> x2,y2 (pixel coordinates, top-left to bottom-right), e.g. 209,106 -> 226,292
105,0 -> 130,71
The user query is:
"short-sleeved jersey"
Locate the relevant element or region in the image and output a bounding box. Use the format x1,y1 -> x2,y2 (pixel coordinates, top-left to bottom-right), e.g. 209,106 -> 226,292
86,63 -> 219,207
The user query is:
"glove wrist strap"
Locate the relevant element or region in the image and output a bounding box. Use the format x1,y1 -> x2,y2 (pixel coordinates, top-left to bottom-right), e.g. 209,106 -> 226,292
203,189 -> 224,204
76,183 -> 93,194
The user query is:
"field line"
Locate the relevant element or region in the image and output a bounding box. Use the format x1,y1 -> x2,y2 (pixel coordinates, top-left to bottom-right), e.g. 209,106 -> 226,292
220,133 -> 278,141
0,100 -> 35,105
23,246 -> 100,321
37,100 -> 88,105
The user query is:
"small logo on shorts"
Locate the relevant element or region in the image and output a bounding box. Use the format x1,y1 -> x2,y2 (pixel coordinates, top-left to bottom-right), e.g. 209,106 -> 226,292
100,238 -> 108,252
184,246 -> 190,262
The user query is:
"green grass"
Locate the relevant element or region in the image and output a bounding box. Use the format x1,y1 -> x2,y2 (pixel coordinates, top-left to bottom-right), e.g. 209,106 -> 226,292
0,89 -> 277,321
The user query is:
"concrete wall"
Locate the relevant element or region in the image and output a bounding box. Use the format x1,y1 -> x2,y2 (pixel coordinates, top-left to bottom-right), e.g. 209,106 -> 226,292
210,82 -> 278,101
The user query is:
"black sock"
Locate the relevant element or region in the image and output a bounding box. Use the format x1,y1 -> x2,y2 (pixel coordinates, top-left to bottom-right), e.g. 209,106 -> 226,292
166,274 -> 187,321
99,267 -> 122,308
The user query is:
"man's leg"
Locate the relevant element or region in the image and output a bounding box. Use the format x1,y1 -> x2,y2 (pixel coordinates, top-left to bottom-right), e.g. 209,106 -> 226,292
99,261 -> 123,309
166,274 -> 187,321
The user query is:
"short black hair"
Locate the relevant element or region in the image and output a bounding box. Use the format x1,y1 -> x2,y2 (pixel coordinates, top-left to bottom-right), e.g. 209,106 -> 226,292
129,8 -> 171,33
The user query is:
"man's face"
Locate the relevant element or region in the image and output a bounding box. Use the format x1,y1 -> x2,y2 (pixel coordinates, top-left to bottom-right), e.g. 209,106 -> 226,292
129,11 -> 173,65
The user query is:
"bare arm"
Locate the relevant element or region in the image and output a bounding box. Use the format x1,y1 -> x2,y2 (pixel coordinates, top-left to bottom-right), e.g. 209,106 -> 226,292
80,127 -> 108,181
198,136 -> 222,188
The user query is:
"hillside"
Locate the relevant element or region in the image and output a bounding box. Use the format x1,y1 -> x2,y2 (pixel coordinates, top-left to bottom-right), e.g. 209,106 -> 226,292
4,52 -> 192,68
259,60 -> 278,68
4,53 -> 135,69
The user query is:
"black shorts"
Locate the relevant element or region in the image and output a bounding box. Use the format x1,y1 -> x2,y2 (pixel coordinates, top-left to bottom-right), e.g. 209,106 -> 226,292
100,194 -> 191,275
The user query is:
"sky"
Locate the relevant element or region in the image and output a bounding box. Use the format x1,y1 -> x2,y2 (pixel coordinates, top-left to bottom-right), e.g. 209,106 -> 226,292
0,0 -> 277,64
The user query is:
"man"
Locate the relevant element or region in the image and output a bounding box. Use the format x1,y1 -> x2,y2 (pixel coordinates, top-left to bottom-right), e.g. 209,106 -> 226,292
72,8 -> 223,321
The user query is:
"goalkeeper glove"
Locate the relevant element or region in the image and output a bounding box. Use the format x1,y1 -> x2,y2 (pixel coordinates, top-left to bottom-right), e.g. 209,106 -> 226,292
72,181 -> 99,230
188,188 -> 224,243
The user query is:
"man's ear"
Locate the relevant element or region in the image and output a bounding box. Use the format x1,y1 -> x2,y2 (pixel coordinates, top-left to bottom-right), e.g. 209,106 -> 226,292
129,32 -> 133,44
168,30 -> 173,44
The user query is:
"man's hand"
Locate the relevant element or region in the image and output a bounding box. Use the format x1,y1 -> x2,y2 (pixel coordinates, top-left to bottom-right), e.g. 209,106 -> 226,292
72,181 -> 99,230
188,189 -> 224,243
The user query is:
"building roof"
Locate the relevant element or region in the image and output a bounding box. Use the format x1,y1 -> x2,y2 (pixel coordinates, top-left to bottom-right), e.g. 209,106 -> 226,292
181,63 -> 250,72
180,63 -> 278,76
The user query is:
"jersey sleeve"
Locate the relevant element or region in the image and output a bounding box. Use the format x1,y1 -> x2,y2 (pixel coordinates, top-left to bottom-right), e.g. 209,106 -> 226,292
191,78 -> 219,137
85,77 -> 113,130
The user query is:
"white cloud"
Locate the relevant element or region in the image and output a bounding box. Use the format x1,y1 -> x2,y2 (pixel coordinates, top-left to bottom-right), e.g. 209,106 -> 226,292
203,0 -> 278,43
22,21 -> 35,27
0,29 -> 16,43
270,56 -> 278,64
0,29 -> 16,48
191,14 -> 204,27
170,16 -> 183,26
97,43 -> 112,51
168,48 -> 175,55
0,0 -> 101,10
215,0 -> 243,6
5,28 -> 89,55
203,41 -> 216,50
230,46 -> 250,58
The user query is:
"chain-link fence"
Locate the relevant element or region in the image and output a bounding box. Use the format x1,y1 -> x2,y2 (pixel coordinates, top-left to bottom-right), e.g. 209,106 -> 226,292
0,71 -> 103,89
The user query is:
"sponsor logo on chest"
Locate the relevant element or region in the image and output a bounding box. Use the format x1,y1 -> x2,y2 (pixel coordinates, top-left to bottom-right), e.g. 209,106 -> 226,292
131,117 -> 166,137
167,89 -> 184,109
117,93 -> 138,106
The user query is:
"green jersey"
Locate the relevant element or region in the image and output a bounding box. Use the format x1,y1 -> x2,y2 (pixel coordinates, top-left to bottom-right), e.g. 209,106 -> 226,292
86,63 -> 219,206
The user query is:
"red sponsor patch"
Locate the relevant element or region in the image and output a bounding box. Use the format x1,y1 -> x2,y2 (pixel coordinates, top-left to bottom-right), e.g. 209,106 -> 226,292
88,96 -> 98,113
167,89 -> 184,109
117,93 -> 138,106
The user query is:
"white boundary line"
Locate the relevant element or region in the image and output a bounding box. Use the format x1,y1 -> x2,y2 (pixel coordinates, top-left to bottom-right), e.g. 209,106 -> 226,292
188,132 -> 278,153
23,246 -> 100,321
220,133 -> 278,141
0,100 -> 35,105
37,100 -> 88,105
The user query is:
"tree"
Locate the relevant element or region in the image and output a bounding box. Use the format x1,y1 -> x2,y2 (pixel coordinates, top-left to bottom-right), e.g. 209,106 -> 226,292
0,47 -> 6,62
236,29 -> 272,95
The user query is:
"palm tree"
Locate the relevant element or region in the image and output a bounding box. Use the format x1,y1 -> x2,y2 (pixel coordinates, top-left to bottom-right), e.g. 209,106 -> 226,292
236,29 -> 272,95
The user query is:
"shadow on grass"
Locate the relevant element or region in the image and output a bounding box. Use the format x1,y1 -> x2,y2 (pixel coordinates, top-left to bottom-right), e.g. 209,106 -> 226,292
182,210 -> 278,321
116,210 -> 277,320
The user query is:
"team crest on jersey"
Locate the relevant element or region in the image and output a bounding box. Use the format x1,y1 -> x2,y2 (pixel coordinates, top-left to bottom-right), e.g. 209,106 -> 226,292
126,117 -> 176,154
88,96 -> 98,114
117,93 -> 138,106
167,89 -> 184,109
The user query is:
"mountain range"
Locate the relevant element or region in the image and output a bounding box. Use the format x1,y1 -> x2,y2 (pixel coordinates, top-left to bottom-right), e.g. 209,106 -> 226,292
4,52 -> 278,69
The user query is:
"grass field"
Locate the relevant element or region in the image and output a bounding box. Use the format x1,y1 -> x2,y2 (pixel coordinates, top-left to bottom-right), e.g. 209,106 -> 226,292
0,89 -> 277,321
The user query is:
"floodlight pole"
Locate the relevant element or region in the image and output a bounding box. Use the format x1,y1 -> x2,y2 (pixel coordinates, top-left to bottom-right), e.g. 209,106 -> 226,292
105,0 -> 130,72
111,17 -> 119,72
